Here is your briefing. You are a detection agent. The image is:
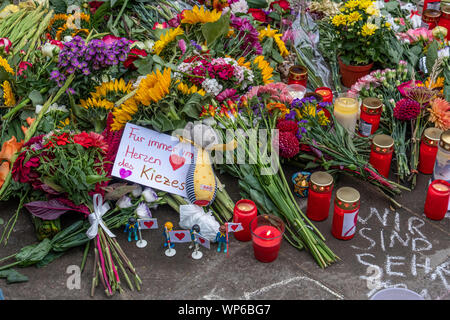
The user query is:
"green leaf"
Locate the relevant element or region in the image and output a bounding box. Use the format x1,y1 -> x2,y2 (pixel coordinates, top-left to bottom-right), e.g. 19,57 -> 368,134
268,11 -> 281,21
271,48 -> 284,64
181,94 -> 202,119
28,90 -> 44,107
15,238 -> 52,267
36,251 -> 65,268
201,11 -> 230,46
86,175 -> 109,185
133,56 -> 153,75
426,41 -> 439,74
0,269 -> 29,284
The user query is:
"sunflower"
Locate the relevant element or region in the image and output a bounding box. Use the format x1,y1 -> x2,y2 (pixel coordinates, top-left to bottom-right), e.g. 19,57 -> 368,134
253,56 -> 274,84
91,78 -> 134,100
111,99 -> 139,131
177,82 -> 205,96
135,68 -> 172,106
81,98 -> 115,110
236,56 -> 251,69
0,57 -> 14,75
153,27 -> 184,56
1,80 -> 16,107
258,26 -> 289,57
418,77 -> 445,93
181,5 -> 221,24
47,13 -> 69,31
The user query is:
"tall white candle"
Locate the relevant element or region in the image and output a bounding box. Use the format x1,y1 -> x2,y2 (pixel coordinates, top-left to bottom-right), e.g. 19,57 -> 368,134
333,94 -> 359,136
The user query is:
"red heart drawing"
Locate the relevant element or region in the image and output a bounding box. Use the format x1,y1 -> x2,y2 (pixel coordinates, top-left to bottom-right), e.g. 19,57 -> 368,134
144,221 -> 154,228
199,238 -> 205,244
169,154 -> 186,171
231,225 -> 238,231
175,232 -> 185,241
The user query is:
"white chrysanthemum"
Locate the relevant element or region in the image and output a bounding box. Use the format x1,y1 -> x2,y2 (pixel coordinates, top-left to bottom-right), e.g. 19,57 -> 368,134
230,0 -> 248,14
202,78 -> 223,96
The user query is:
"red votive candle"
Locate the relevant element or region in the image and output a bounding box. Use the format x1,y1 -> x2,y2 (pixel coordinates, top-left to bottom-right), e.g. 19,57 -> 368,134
358,97 -> 383,137
315,87 -> 333,103
369,134 -> 394,178
419,127 -> 442,174
424,180 -> 450,221
331,187 -> 361,240
233,199 -> 257,241
306,171 -> 334,221
250,215 -> 285,263
288,65 -> 308,87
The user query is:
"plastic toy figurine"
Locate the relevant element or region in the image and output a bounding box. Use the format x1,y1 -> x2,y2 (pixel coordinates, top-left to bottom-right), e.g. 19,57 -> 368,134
124,217 -> 138,242
215,225 -> 227,253
163,221 -> 175,249
190,224 -> 203,260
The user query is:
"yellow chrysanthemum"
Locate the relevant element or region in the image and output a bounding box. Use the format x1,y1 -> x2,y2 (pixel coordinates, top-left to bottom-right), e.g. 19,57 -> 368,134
361,23 -> 378,36
153,27 -> 184,56
135,68 -> 172,106
344,0 -> 360,10
365,5 -> 380,16
0,57 -> 14,75
1,81 -> 16,107
359,0 -> 374,10
347,11 -> 362,23
181,5 -> 221,24
253,56 -> 274,84
331,14 -> 347,27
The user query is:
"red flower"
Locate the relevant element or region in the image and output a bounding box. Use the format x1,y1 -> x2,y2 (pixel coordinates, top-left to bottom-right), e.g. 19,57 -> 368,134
152,22 -> 168,30
12,152 -> 40,184
49,39 -> 64,49
277,131 -> 299,158
102,34 -> 121,46
277,119 -> 298,135
73,132 -> 108,153
270,0 -> 291,11
248,8 -> 267,23
55,132 -> 70,146
89,1 -> 104,15
0,38 -> 12,54
18,61 -> 32,77
124,48 -> 148,70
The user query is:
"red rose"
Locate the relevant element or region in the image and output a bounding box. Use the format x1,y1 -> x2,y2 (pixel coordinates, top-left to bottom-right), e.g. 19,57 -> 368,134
248,8 -> 267,22
270,0 -> 291,11
124,48 -> 148,70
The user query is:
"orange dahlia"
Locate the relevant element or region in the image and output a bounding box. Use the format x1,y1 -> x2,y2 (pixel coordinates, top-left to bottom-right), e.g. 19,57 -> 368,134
428,98 -> 450,131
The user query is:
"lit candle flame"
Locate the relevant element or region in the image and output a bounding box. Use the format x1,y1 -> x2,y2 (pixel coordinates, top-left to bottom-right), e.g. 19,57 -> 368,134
266,230 -> 271,237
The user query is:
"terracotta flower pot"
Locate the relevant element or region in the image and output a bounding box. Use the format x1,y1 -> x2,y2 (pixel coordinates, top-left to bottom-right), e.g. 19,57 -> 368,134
338,58 -> 374,88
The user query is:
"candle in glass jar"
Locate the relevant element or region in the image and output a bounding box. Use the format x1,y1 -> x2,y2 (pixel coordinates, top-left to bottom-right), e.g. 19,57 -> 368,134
288,65 -> 308,87
369,134 -> 394,178
250,215 -> 285,263
331,187 -> 360,240
438,4 -> 450,40
287,84 -> 306,100
432,130 -> 450,182
358,97 -> 383,137
419,127 -> 442,174
333,94 -> 359,136
315,87 -> 333,103
424,180 -> 450,221
306,171 -> 334,221
233,199 -> 257,241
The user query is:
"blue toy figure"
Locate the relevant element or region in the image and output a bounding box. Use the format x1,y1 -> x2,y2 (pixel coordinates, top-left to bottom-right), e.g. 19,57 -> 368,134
163,221 -> 175,248
215,225 -> 227,253
124,217 -> 138,242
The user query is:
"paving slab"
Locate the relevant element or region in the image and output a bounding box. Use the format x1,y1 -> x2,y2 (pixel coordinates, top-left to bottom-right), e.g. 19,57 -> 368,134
0,167 -> 448,300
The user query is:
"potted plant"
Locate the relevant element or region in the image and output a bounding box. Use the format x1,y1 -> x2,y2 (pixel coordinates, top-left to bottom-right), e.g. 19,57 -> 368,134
328,0 -> 393,87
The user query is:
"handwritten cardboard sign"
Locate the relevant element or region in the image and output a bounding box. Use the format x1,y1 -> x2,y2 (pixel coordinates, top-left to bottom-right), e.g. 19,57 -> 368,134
111,123 -> 194,197
168,230 -> 192,243
138,218 -> 158,230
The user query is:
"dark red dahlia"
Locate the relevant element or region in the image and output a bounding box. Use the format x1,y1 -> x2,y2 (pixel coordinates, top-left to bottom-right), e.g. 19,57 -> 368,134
276,119 -> 298,135
394,98 -> 421,121
278,131 -> 300,159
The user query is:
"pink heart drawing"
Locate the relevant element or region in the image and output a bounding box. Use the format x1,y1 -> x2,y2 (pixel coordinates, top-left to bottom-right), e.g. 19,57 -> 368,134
120,168 -> 132,179
231,225 -> 238,231
144,221 -> 154,229
175,233 -> 185,241
169,154 -> 185,171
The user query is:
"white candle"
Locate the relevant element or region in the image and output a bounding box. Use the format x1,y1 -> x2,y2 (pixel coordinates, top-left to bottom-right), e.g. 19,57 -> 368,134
333,95 -> 359,136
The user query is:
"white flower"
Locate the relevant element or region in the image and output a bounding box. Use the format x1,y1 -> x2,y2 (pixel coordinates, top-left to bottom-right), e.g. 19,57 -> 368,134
41,42 -> 60,58
136,202 -> 152,218
63,36 -> 73,43
117,195 -> 133,208
438,47 -> 450,59
35,103 -> 68,114
142,187 -> 158,203
131,184 -> 142,197
230,0 -> 248,14
202,79 -> 223,96
144,40 -> 154,51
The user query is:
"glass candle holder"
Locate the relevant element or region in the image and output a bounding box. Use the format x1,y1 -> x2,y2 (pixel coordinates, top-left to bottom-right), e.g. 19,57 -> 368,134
250,215 -> 285,263
288,65 -> 308,87
424,180 -> 450,221
333,93 -> 359,136
287,84 -> 306,100
233,199 -> 258,242
306,171 -> 334,221
438,4 -> 450,40
433,130 -> 450,182
315,87 -> 333,103
422,9 -> 442,29
369,134 -> 394,178
419,127 -> 442,174
358,97 -> 383,137
331,187 -> 361,240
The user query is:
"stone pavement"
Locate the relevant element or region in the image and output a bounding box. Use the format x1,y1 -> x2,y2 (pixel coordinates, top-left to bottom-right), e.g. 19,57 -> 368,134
0,167 -> 449,300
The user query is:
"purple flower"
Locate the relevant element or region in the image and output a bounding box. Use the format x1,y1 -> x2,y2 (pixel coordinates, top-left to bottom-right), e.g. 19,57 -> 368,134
190,40 -> 202,51
285,109 -> 296,120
